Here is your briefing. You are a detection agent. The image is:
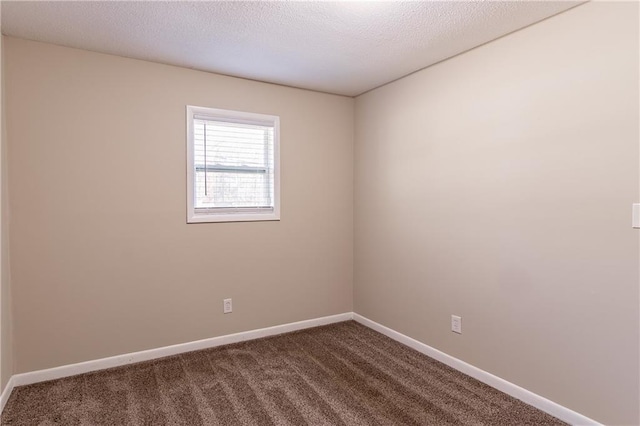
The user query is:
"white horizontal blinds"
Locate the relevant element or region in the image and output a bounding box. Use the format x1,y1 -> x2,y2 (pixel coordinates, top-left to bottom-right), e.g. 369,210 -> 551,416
193,116 -> 275,212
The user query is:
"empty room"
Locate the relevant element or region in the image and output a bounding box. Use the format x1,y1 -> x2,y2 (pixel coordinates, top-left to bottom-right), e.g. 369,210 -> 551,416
0,0 -> 638,425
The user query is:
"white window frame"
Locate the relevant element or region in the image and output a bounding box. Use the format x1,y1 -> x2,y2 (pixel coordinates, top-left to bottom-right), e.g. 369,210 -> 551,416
186,105 -> 280,223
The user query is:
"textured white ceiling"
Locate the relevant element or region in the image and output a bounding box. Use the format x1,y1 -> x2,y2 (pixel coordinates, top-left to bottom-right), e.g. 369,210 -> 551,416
1,1 -> 581,96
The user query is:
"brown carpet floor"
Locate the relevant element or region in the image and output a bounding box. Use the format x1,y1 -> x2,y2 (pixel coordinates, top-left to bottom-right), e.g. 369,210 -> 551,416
2,321 -> 565,425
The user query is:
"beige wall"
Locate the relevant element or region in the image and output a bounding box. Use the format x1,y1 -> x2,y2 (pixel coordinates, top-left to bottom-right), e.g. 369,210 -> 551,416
1,121 -> 11,392
354,3 -> 639,425
0,25 -> 13,391
1,69 -> 12,392
1,30 -> 13,389
4,37 -> 354,373
1,93 -> 11,392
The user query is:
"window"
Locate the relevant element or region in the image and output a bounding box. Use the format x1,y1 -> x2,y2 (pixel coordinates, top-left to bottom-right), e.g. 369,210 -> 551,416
186,106 -> 280,223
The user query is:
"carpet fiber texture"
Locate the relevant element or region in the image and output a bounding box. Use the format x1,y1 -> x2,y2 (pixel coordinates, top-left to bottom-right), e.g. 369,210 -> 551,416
2,321 -> 565,425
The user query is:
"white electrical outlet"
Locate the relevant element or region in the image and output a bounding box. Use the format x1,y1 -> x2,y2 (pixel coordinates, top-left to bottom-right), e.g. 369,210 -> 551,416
223,298 -> 232,314
451,315 -> 462,334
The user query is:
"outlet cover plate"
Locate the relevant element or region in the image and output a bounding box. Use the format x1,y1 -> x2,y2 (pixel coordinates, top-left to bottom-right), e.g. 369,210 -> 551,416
451,315 -> 462,334
223,298 -> 232,314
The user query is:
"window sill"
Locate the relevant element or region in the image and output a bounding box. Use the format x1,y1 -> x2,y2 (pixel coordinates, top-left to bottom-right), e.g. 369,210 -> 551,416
187,212 -> 280,224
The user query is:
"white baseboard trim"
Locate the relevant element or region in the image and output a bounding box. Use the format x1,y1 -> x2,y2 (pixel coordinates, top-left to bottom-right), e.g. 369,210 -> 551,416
353,313 -> 600,426
0,376 -> 15,414
11,312 -> 353,388
2,311 -> 599,425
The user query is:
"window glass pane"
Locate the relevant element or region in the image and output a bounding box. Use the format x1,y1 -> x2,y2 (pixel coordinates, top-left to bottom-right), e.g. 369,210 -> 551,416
195,171 -> 271,208
193,120 -> 273,169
